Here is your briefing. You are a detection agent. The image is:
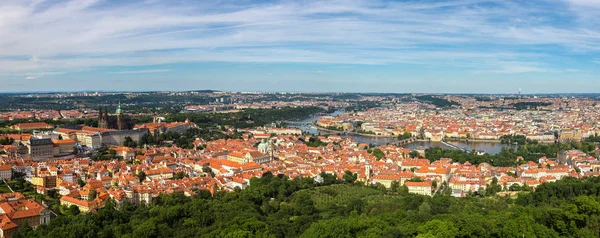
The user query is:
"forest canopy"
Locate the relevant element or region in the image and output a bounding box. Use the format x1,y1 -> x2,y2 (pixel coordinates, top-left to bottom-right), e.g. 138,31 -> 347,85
14,174 -> 600,238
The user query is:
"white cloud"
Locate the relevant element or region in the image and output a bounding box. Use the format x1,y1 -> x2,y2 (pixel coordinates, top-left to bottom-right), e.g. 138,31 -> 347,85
20,71 -> 65,80
0,0 -> 597,75
565,0 -> 600,8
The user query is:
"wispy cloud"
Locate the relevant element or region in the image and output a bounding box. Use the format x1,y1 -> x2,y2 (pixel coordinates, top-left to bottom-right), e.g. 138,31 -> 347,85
472,61 -> 549,74
21,71 -> 65,80
0,0 -> 597,76
107,69 -> 171,74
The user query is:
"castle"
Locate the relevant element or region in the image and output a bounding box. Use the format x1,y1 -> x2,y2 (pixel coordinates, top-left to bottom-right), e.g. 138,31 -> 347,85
98,102 -> 127,130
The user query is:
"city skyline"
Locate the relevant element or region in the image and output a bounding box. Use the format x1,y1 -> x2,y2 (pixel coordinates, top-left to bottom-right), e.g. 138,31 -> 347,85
1,0 -> 599,93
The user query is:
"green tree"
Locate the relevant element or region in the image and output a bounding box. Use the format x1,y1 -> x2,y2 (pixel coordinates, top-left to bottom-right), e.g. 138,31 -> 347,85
68,205 -> 80,216
77,178 -> 86,187
88,189 -> 97,201
371,148 -> 385,160
342,171 -> 357,184
138,171 -> 147,182
417,220 -> 459,238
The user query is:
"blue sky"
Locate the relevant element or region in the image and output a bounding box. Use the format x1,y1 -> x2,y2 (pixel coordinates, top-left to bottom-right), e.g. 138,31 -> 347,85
0,0 -> 599,93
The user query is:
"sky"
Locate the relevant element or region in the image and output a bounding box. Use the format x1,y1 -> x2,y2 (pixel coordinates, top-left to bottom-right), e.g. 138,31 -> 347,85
0,0 -> 599,93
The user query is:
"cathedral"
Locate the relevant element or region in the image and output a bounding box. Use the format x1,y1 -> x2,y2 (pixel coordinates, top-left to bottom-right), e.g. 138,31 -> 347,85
98,103 -> 128,130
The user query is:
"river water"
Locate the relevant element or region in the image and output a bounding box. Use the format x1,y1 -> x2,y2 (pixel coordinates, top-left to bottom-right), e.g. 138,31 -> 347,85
289,110 -> 515,155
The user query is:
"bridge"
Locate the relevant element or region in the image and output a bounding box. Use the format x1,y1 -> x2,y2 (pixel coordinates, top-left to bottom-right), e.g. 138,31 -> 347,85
282,121 -> 313,126
389,137 -> 418,146
440,140 -> 468,152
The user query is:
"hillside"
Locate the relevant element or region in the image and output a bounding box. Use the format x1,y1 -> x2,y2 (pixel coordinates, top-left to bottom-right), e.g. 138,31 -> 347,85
13,174 -> 600,238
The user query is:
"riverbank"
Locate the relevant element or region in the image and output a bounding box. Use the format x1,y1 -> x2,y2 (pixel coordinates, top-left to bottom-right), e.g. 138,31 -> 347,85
287,111 -> 511,155
445,138 -> 501,143
314,125 -> 397,138
445,138 -> 555,144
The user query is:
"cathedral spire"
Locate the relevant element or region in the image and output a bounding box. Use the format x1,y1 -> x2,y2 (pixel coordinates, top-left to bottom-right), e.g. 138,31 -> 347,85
116,100 -> 122,114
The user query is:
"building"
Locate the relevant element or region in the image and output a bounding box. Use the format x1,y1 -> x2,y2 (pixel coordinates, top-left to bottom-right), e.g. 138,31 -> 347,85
52,139 -> 76,155
31,176 -> 57,189
10,122 -> 53,131
267,128 -> 302,135
133,119 -> 197,136
145,167 -> 174,180
0,166 -> 11,181
98,107 -> 109,129
99,129 -> 148,146
371,171 -> 413,188
227,151 -> 270,164
97,104 -> 128,131
54,127 -> 103,148
116,103 -> 124,131
0,193 -> 52,238
405,181 -> 432,196
24,138 -> 54,160
59,195 -> 103,213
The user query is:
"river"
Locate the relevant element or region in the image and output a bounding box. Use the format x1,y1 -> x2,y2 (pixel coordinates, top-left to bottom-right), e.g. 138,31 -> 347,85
288,110 -> 516,155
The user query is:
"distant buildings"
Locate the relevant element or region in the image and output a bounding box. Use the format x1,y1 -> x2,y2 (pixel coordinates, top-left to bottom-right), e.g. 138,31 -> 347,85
97,104 -> 128,131
10,122 -> 53,131
53,126 -> 148,148
133,118 -> 197,136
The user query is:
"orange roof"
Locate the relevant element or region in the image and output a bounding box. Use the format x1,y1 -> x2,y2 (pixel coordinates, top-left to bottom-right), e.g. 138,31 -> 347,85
52,139 -> 76,144
12,122 -> 53,130
0,214 -> 17,231
228,152 -> 245,158
60,195 -> 92,208
405,181 -> 432,187
241,162 -> 262,171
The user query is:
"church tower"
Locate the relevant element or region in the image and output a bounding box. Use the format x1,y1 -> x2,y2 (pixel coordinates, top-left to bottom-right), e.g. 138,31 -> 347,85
116,101 -> 124,130
98,107 -> 108,129
365,160 -> 371,181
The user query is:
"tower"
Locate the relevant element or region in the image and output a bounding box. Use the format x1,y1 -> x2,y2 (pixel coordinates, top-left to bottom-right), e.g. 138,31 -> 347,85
365,160 -> 371,181
98,107 -> 108,129
116,101 -> 124,130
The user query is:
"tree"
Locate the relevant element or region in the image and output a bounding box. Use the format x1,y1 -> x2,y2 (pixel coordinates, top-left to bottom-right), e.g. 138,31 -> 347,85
477,187 -> 486,197
418,201 -> 431,215
88,189 -> 98,201
509,183 -> 521,191
68,205 -> 80,216
123,136 -> 137,148
398,132 -> 412,140
77,178 -> 86,187
371,148 -> 385,160
138,171 -> 147,182
417,219 -> 459,238
486,177 -> 502,196
390,181 -> 400,192
408,177 -> 425,182
342,171 -> 357,184
172,171 -> 187,180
